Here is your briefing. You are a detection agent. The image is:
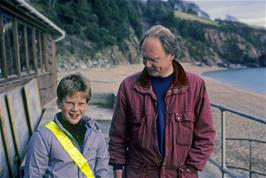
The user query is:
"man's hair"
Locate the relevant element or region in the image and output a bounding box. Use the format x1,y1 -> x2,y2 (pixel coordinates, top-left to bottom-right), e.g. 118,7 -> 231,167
140,25 -> 179,57
57,73 -> 91,103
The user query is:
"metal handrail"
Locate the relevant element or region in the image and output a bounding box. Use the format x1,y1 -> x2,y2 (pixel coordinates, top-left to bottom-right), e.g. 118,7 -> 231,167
211,103 -> 266,124
210,103 -> 266,178
226,138 -> 266,177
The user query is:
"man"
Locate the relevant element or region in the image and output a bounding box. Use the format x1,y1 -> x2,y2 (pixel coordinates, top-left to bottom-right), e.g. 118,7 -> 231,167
24,73 -> 109,178
109,25 -> 215,178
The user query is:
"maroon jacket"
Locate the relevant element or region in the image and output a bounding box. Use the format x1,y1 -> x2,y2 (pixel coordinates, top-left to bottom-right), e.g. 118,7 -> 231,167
109,61 -> 215,178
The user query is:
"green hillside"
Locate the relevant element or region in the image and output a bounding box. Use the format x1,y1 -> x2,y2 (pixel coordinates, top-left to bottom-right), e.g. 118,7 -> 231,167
174,11 -> 219,26
29,0 -> 266,68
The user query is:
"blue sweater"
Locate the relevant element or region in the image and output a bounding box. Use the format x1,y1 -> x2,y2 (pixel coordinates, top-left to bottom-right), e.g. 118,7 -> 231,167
151,74 -> 173,158
112,73 -> 174,170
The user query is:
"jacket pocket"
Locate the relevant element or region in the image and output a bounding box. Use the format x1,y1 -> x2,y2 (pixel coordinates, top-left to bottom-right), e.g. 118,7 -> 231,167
175,111 -> 195,146
130,113 -> 145,146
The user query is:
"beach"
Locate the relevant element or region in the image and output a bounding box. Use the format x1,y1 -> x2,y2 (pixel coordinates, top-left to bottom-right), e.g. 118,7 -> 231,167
59,63 -> 266,118
58,63 -> 266,176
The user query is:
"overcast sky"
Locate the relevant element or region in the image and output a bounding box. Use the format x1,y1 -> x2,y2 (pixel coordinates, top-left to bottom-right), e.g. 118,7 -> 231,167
183,0 -> 266,28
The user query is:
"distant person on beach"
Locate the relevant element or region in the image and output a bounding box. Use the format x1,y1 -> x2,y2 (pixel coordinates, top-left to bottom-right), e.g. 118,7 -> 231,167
24,73 -> 109,178
109,25 -> 215,178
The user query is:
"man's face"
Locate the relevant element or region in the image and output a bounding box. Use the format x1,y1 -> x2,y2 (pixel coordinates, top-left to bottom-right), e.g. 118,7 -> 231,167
57,92 -> 88,125
141,37 -> 174,77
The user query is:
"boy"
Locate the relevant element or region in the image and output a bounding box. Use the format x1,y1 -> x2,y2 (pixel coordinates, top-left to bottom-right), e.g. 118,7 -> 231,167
24,73 -> 109,178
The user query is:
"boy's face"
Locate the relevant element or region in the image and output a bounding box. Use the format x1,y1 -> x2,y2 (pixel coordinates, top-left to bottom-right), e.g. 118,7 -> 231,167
57,92 -> 88,125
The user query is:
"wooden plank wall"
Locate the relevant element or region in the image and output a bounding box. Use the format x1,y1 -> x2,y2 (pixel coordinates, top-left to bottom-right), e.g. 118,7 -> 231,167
6,86 -> 31,161
38,35 -> 57,106
0,94 -> 19,177
23,79 -> 42,133
0,129 -> 10,178
0,79 -> 43,177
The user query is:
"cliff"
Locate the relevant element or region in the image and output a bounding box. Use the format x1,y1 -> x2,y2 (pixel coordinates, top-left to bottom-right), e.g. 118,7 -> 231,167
29,0 -> 266,69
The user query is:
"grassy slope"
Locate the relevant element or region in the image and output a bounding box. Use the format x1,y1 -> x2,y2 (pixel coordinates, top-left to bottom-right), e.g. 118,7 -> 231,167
174,11 -> 219,27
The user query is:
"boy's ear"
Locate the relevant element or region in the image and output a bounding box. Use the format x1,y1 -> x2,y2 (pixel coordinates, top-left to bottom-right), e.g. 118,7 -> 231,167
170,53 -> 175,61
56,99 -> 62,109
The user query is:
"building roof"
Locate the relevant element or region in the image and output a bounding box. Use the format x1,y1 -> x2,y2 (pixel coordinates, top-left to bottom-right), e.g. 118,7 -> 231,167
1,0 -> 65,42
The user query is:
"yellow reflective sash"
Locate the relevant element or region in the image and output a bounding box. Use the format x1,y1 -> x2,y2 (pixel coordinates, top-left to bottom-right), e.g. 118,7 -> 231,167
46,121 -> 94,178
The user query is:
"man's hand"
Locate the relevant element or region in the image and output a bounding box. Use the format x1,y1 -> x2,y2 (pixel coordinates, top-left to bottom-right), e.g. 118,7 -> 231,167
114,169 -> 123,178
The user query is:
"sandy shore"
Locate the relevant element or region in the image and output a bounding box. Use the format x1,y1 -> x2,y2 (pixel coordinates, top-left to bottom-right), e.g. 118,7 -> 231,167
58,63 -> 266,175
58,63 -> 266,118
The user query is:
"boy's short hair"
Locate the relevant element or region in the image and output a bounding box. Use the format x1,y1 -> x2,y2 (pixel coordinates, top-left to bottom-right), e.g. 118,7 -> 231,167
57,73 -> 91,103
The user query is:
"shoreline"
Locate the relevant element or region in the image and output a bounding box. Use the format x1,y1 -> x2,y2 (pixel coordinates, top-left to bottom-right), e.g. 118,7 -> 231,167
180,63 -> 266,118
203,75 -> 265,95
201,67 -> 266,95
185,63 -> 265,95
58,63 -> 266,118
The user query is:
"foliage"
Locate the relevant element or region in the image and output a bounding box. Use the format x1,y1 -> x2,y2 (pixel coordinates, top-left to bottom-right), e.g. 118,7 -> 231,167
174,11 -> 219,26
29,0 -> 266,67
30,0 -> 143,51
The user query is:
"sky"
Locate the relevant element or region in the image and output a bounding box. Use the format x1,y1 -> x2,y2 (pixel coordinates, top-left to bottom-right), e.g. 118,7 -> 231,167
183,0 -> 266,28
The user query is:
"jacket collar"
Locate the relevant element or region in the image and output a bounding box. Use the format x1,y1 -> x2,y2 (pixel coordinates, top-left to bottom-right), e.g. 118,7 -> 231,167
134,60 -> 189,94
54,112 -> 98,133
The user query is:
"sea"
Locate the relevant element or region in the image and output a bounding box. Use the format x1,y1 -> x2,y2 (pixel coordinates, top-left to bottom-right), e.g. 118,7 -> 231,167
202,67 -> 266,94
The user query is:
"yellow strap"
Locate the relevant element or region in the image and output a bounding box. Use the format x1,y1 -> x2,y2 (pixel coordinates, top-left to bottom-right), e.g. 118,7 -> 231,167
46,121 -> 94,178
